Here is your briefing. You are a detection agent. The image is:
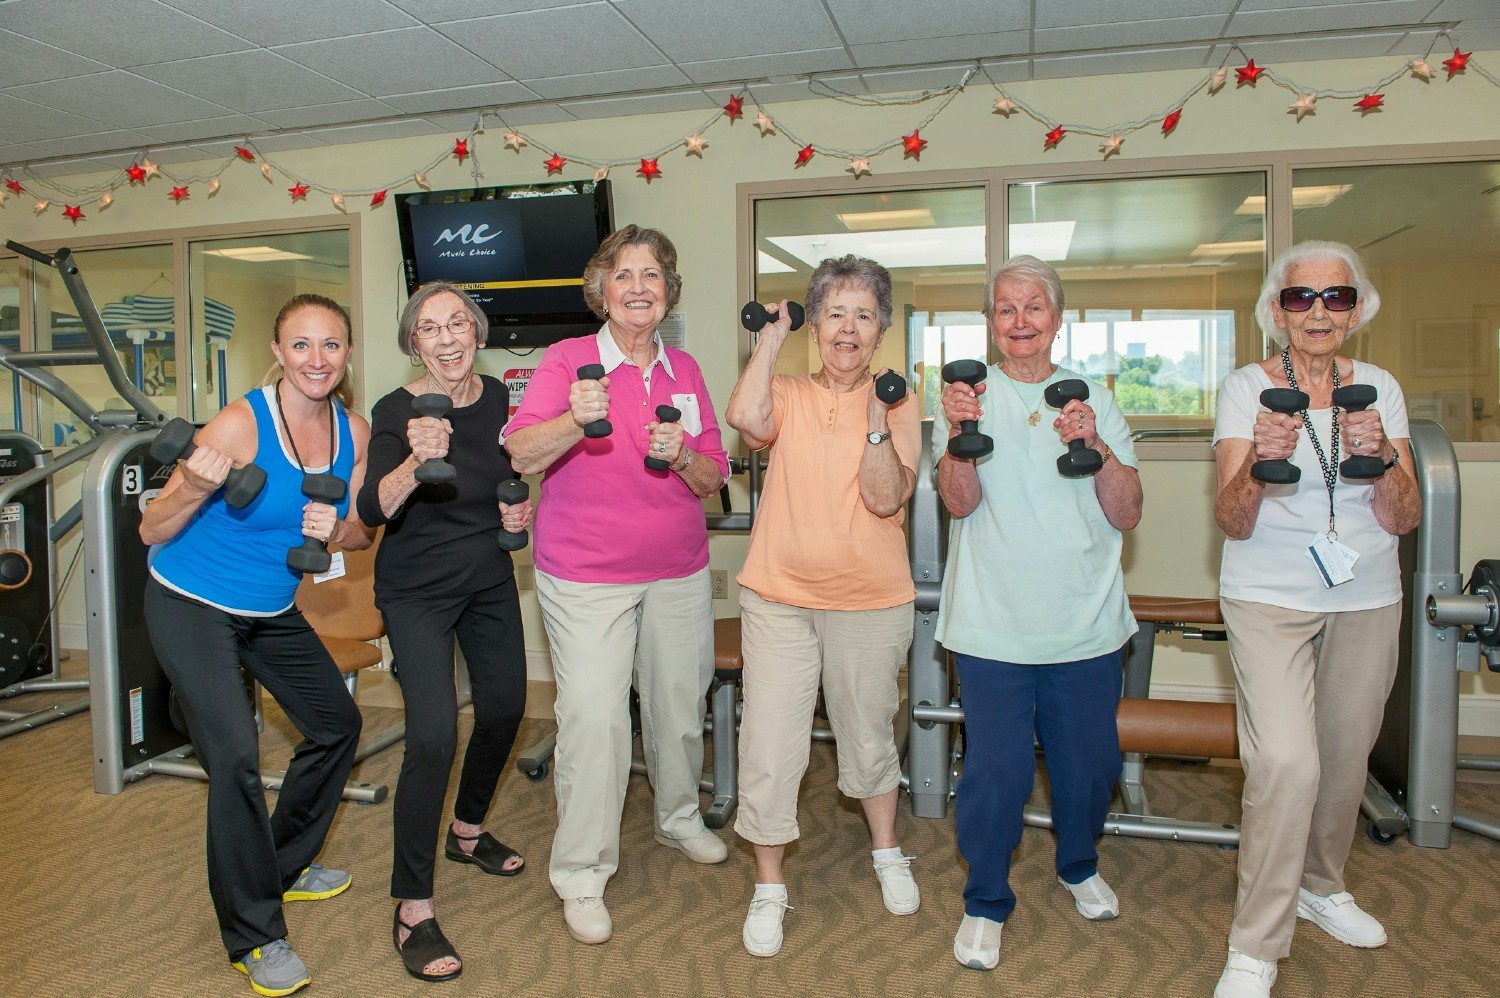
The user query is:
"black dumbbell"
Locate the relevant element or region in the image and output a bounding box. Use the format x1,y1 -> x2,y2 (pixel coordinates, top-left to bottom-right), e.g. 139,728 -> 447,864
287,473 -> 346,575
645,405 -> 682,471
411,394 -> 456,485
1332,384 -> 1385,480
875,371 -> 907,406
942,360 -> 993,460
1045,379 -> 1105,478
740,300 -> 806,332
1251,388 -> 1310,485
496,479 -> 529,551
149,417 -> 267,509
576,364 -> 613,438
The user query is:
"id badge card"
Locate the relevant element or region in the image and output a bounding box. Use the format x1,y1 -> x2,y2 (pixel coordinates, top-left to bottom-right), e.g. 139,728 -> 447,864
313,550 -> 346,584
1306,532 -> 1358,588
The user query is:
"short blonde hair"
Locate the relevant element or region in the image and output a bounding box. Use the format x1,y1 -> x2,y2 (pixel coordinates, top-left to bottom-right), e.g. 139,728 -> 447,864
581,225 -> 682,319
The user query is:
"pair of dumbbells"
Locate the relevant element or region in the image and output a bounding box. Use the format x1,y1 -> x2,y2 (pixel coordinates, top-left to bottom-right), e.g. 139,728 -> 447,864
572,365 -> 699,472
941,360 -> 1103,478
743,300 -> 909,405
1251,385 -> 1385,484
409,394 -> 530,549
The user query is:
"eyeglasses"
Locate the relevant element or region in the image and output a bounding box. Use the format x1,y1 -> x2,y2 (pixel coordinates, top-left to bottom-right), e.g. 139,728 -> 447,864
414,316 -> 475,339
1278,285 -> 1358,313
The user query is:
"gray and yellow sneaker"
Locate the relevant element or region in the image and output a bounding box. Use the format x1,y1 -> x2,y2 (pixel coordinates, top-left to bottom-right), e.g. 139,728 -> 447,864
232,939 -> 310,997
283,863 -> 351,902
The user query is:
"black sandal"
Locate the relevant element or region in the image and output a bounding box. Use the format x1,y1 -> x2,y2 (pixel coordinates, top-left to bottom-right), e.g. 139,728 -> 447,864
445,828 -> 525,877
392,906 -> 463,983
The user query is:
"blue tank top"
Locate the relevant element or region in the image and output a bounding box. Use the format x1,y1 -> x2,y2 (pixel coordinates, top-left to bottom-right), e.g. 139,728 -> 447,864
151,385 -> 355,615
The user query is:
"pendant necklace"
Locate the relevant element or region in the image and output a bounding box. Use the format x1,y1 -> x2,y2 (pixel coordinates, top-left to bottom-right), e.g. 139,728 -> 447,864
999,369 -> 1046,426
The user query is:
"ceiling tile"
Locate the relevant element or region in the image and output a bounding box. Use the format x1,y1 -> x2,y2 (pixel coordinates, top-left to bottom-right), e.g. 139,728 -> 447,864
275,27 -> 510,98
824,0 -> 1028,44
5,71 -> 235,129
611,0 -> 839,61
434,5 -> 668,80
1222,30 -> 1416,64
0,29 -> 112,88
1228,1 -> 1436,34
0,0 -> 252,68
383,81 -> 538,115
253,99 -> 407,130
559,90 -> 718,121
302,119 -> 447,144
387,0 -> 582,18
136,113 -> 276,143
0,94 -> 114,143
521,65 -> 692,101
1430,0 -> 1500,16
678,49 -> 855,86
135,51 -> 368,113
1031,46 -> 1218,80
27,128 -> 158,156
1036,0 -> 1237,29
1036,15 -> 1232,53
162,0 -> 420,46
849,31 -> 1032,69
0,143 -> 47,164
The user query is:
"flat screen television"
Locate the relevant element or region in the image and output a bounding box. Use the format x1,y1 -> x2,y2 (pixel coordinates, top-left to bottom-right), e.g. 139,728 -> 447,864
395,180 -> 613,348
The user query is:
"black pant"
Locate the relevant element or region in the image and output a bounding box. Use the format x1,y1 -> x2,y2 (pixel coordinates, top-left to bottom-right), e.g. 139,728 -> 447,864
144,579 -> 362,960
382,578 -> 527,899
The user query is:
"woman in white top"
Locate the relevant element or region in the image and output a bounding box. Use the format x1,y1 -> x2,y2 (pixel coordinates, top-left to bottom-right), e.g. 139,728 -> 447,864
1211,240 -> 1421,998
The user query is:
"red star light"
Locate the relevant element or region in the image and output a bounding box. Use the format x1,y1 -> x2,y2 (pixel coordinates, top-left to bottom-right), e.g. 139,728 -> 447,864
794,145 -> 815,167
169,186 -> 190,202
1236,59 -> 1266,86
1044,125 -> 1066,150
636,157 -> 662,181
453,138 -> 470,163
126,163 -> 147,185
723,94 -> 744,122
288,182 -> 310,201
901,129 -> 928,159
370,190 -> 388,208
1162,108 -> 1183,135
234,146 -> 255,162
6,178 -> 25,194
544,153 -> 567,175
1443,48 -> 1472,79
62,204 -> 84,222
1354,93 -> 1384,113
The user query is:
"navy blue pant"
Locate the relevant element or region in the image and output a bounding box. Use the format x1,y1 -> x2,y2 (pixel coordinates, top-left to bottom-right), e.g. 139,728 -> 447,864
953,649 -> 1123,923
382,579 -> 527,899
145,578 -> 362,960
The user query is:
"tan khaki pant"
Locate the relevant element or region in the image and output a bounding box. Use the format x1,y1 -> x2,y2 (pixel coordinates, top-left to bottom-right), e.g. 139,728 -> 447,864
537,568 -> 714,899
1221,597 -> 1401,961
733,588 -> 914,846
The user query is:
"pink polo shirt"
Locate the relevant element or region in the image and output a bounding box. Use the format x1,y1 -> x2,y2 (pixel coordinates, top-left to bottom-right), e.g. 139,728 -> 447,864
502,326 -> 728,584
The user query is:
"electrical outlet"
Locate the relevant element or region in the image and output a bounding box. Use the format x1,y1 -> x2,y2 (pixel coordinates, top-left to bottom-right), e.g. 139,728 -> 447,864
711,569 -> 728,600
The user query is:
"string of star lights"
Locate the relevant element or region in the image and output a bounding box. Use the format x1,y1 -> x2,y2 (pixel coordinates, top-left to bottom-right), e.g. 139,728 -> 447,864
1,32 -> 1490,225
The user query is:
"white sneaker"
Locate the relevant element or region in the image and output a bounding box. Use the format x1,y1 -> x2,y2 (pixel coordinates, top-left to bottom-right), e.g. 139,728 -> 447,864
562,896 -> 612,945
873,854 -> 920,915
1058,873 -> 1118,920
654,826 -> 728,864
1214,948 -> 1277,998
1295,888 -> 1387,948
952,914 -> 1002,971
742,891 -> 792,957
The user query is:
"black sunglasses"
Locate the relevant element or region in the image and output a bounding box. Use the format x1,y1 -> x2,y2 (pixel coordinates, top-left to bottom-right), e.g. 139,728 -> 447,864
1278,285 -> 1358,313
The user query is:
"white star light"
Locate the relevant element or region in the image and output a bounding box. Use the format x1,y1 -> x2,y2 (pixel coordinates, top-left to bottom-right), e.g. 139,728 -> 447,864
1289,94 -> 1317,121
754,111 -> 776,136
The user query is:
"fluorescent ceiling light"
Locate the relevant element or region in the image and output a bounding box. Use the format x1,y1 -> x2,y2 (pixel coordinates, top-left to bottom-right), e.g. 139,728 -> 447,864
202,246 -> 314,262
1190,239 -> 1265,257
767,225 -> 985,270
757,251 -> 795,275
836,208 -> 935,231
1008,221 -> 1076,261
1234,185 -> 1354,215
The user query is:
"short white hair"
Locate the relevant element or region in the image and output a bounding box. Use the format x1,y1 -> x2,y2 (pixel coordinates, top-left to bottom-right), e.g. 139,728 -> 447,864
1255,240 -> 1381,348
983,255 -> 1064,317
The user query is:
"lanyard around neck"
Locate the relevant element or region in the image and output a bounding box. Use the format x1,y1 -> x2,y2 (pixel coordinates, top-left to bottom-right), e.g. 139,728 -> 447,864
274,380 -> 336,477
1280,347 -> 1341,537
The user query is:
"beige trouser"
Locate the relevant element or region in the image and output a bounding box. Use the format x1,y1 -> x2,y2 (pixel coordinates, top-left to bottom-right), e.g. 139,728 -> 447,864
536,567 -> 714,899
1221,597 -> 1401,961
733,587 -> 914,846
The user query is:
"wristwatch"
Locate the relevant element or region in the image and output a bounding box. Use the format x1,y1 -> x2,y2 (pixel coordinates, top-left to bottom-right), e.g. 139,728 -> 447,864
1384,449 -> 1399,470
867,430 -> 891,445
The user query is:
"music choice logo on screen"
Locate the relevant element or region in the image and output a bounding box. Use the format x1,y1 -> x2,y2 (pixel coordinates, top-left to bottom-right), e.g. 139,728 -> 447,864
415,201 -> 526,289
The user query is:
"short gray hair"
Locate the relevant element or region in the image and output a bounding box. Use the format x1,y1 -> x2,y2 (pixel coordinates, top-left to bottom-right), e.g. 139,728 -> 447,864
1255,240 -> 1381,348
805,255 -> 894,331
983,255 -> 1064,318
581,225 -> 683,319
398,281 -> 488,356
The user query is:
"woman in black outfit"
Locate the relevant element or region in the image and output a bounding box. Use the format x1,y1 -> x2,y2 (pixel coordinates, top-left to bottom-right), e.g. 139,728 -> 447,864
356,281 -> 533,982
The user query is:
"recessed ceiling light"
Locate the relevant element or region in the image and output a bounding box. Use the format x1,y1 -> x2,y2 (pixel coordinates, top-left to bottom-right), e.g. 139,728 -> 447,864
202,246 -> 314,262
1234,185 -> 1353,215
837,208 -> 936,231
1190,239 -> 1265,256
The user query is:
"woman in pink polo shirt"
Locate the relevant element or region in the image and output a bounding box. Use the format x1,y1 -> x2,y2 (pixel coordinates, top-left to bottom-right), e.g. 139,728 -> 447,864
725,255 -> 921,958
504,225 -> 729,947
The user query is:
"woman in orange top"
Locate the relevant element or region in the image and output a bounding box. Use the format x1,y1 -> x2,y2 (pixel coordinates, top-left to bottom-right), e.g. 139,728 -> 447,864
724,254 -> 920,959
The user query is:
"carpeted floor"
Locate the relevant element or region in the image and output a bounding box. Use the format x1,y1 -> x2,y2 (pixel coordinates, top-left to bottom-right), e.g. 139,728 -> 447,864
3,689 -> 1499,997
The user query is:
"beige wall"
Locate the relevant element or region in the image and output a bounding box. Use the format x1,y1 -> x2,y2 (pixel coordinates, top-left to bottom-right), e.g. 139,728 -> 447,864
6,51 -> 1500,731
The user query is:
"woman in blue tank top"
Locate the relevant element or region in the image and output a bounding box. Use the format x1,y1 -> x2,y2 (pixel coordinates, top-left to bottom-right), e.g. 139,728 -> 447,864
140,294 -> 374,998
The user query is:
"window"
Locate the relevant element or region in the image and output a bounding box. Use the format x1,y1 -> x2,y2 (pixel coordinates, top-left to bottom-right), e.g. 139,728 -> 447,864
1292,161 -> 1500,443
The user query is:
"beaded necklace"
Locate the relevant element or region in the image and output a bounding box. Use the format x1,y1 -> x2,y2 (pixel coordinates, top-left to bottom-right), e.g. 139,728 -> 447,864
1280,347 -> 1341,537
